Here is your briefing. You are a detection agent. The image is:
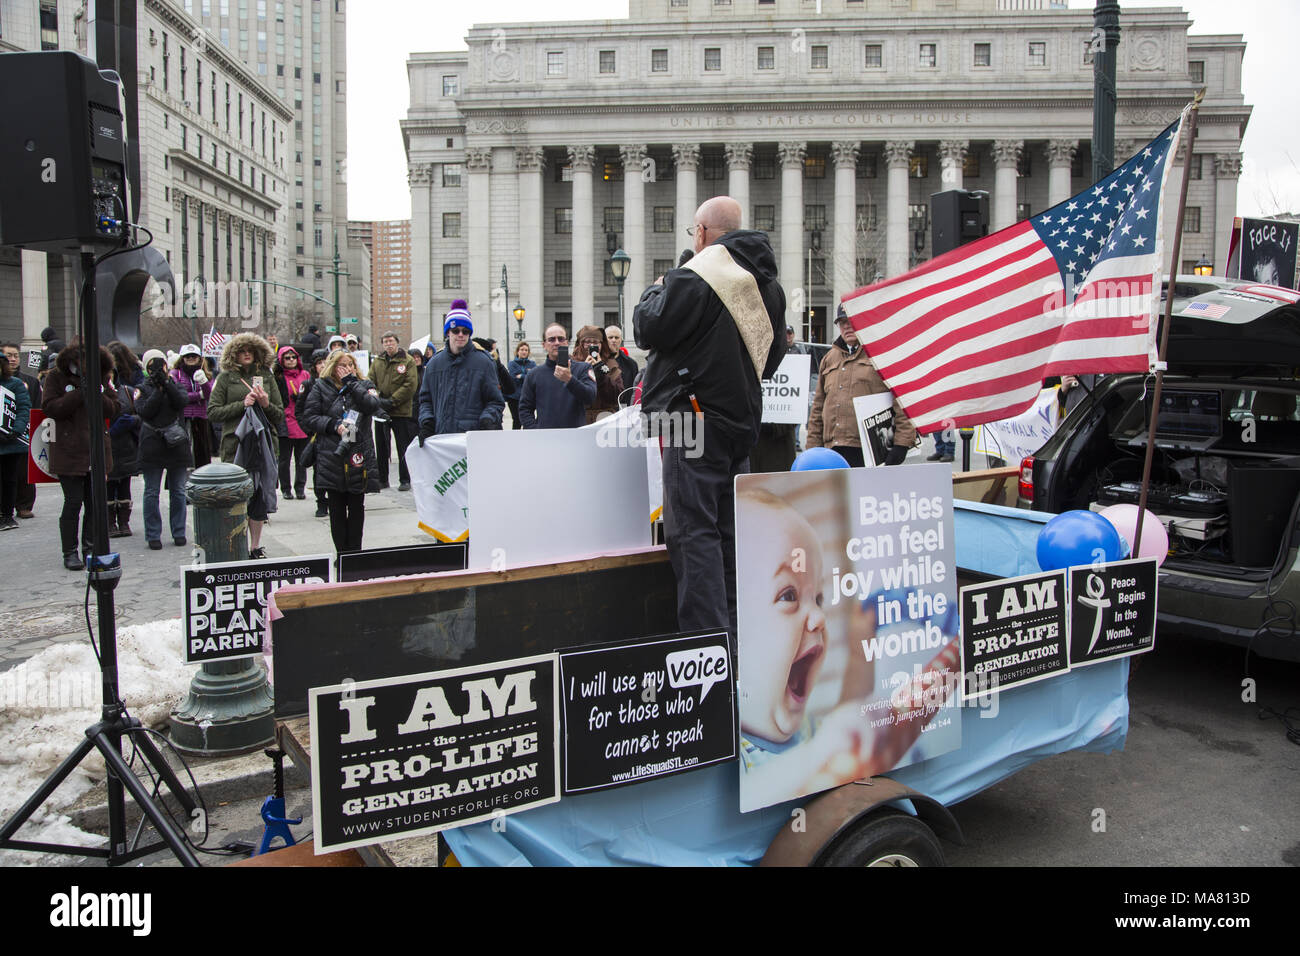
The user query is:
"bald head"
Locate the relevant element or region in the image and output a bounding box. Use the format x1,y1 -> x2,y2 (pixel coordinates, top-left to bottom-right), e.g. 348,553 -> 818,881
693,196 -> 742,252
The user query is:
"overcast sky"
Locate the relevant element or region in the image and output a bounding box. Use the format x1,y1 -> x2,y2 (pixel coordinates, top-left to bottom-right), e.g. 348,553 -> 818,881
346,1 -> 1299,223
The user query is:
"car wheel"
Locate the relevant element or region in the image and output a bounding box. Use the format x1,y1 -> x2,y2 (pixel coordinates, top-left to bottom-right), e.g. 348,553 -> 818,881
814,809 -> 946,867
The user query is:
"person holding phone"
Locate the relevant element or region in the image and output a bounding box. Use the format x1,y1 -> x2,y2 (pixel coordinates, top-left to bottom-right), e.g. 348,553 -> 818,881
303,349 -> 385,553
573,325 -> 625,425
518,323 -> 596,429
208,333 -> 284,559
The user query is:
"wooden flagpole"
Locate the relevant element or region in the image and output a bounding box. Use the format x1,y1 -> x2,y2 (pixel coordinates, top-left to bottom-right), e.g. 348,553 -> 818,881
1134,89 -> 1206,555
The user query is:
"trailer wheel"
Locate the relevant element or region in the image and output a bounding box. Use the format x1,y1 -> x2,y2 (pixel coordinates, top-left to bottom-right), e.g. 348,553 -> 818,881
814,809 -> 946,867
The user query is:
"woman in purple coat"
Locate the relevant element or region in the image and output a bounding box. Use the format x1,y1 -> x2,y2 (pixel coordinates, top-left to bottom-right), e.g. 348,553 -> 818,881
171,344 -> 214,467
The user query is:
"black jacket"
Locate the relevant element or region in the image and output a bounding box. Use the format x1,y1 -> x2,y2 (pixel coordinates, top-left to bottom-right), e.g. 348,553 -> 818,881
633,229 -> 786,452
302,375 -> 384,494
136,374 -> 195,471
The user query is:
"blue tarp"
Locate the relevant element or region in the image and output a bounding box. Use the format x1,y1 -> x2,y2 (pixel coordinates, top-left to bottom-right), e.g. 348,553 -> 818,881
440,499 -> 1128,866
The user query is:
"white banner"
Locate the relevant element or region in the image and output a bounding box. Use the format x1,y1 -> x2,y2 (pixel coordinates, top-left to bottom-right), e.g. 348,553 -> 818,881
974,386 -> 1060,464
761,353 -> 811,425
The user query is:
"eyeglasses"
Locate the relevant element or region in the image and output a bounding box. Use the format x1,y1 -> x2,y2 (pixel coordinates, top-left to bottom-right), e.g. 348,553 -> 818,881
685,224 -> 706,238
448,328 -> 470,336
545,335 -> 568,343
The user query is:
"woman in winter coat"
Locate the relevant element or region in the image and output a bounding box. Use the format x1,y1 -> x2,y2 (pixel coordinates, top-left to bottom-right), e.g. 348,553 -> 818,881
207,333 -> 284,559
0,348 -> 32,531
136,349 -> 194,549
573,325 -> 624,425
274,345 -> 312,499
308,348 -> 330,518
302,348 -> 383,553
42,342 -> 120,570
506,342 -> 536,431
171,344 -> 214,467
105,346 -> 142,538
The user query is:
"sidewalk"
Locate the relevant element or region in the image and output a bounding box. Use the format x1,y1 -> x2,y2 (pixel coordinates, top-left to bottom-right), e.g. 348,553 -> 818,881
0,474 -> 429,672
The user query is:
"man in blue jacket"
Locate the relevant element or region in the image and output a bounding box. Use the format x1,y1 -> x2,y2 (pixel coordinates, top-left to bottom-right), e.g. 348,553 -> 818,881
417,301 -> 504,441
518,324 -> 596,429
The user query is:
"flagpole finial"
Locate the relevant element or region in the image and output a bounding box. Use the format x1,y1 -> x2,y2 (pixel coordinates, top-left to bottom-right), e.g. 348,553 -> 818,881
1192,87 -> 1206,109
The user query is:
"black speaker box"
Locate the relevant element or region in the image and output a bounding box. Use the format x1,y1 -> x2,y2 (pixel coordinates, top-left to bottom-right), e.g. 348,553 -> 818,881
1228,458 -> 1300,567
931,189 -> 989,258
0,51 -> 128,253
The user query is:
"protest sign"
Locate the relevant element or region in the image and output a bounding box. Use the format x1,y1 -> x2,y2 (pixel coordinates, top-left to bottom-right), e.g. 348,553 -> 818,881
974,387 -> 1059,464
960,570 -> 1069,699
1237,217 -> 1299,289
1068,557 -> 1158,667
558,631 -> 737,794
852,392 -> 895,467
26,411 -> 66,484
336,541 -> 468,582
309,654 -> 560,853
761,352 -> 811,425
0,385 -> 16,440
182,555 -> 332,663
735,465 -> 961,813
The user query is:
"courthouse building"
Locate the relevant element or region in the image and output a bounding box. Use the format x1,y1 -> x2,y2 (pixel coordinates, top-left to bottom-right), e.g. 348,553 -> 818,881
402,0 -> 1250,346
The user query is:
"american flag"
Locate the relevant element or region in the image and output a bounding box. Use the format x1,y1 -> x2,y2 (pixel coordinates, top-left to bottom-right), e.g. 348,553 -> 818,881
842,110 -> 1188,433
201,326 -> 228,357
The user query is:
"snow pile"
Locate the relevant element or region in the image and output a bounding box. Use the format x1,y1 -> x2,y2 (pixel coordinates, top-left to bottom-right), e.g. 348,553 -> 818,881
0,619 -> 190,866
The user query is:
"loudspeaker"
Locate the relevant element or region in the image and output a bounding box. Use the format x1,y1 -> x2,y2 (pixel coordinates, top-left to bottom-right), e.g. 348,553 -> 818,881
1228,459 -> 1300,567
0,51 -> 129,254
931,189 -> 989,258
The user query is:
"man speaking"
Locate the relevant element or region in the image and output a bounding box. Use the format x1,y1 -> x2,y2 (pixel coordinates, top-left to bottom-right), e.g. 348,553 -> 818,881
633,196 -> 786,634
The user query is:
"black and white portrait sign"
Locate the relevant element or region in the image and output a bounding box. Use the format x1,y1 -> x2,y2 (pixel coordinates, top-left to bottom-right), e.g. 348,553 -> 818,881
853,392 -> 897,467
960,570 -> 1070,698
309,655 -> 560,854
558,632 -> 737,795
1068,557 -> 1158,667
181,555 -> 332,664
1239,217 -> 1299,290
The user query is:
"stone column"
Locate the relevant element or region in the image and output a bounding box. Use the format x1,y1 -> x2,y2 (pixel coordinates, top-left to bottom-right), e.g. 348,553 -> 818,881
465,148 -> 493,324
1214,154 -> 1242,274
621,144 -> 648,304
568,145 -> 595,325
673,143 -> 699,250
516,147 -> 546,345
725,144 -> 752,229
1046,139 -> 1077,207
831,141 -> 859,306
778,142 -> 807,328
992,139 -> 1023,231
20,251 -> 50,352
884,141 -> 913,278
408,163 -> 434,338
938,140 -> 967,192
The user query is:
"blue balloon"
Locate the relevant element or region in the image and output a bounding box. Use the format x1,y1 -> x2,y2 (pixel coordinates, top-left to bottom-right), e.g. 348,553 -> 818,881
1036,510 -> 1127,571
792,447 -> 851,471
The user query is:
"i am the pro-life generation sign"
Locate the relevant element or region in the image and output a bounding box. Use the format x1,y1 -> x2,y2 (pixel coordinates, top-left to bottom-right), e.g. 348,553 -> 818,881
181,555 -> 332,664
309,655 -> 560,854
960,569 -> 1070,699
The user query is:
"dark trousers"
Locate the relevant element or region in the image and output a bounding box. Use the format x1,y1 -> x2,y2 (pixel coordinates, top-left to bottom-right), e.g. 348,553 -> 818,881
187,417 -> 214,468
374,417 -> 416,485
507,399 -> 522,430
327,490 -> 365,553
0,453 -> 22,518
16,462 -> 35,512
661,422 -> 749,635
57,474 -> 96,553
279,435 -> 309,495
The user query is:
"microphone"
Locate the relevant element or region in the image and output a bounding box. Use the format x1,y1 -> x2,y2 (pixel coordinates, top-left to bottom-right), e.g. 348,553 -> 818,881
677,249 -> 694,267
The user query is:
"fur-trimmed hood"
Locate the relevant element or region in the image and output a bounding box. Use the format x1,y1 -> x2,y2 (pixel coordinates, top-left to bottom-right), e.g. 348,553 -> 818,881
54,343 -> 115,378
219,332 -> 273,372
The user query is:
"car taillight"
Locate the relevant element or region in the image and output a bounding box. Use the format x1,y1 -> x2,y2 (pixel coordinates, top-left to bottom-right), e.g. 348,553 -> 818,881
1019,456 -> 1034,502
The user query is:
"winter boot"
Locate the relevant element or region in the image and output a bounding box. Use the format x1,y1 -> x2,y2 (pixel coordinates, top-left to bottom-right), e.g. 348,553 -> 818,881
117,499 -> 133,537
108,500 -> 127,538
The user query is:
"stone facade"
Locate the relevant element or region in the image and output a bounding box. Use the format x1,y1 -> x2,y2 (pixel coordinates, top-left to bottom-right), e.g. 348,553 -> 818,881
403,1 -> 1249,345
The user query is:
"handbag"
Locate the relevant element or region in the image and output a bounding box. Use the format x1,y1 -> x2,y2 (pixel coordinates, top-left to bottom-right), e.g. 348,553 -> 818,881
158,421 -> 189,448
302,434 -> 318,468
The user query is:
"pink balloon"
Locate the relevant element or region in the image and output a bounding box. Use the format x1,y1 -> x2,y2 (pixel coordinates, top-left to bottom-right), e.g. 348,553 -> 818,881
1098,504 -> 1169,567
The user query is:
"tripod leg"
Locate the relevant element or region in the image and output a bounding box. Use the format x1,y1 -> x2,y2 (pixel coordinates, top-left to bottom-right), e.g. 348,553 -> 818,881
129,728 -> 198,814
0,735 -> 98,845
91,729 -> 200,867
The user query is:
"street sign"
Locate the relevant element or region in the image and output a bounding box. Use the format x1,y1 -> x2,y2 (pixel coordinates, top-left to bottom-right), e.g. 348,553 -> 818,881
342,316 -> 359,324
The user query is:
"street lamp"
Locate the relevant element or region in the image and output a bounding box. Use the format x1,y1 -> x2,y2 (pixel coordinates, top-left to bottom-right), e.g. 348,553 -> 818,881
610,248 -> 631,332
1193,256 -> 1213,277
513,302 -> 526,342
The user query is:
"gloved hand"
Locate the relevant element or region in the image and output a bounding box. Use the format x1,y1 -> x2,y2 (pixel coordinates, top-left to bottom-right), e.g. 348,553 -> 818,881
884,445 -> 909,466
417,419 -> 437,446
379,397 -> 395,413
192,369 -> 208,386
475,414 -> 495,431
341,373 -> 359,388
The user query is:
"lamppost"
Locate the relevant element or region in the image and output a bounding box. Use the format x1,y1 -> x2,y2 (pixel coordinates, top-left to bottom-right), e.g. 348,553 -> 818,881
610,248 -> 631,333
513,302 -> 526,342
1194,256 -> 1213,277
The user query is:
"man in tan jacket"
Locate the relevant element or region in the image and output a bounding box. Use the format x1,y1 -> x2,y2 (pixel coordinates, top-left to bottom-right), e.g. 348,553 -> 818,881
806,309 -> 916,467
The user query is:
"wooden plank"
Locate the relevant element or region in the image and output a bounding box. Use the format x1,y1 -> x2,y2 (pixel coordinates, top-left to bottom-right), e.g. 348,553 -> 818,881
227,838 -> 366,867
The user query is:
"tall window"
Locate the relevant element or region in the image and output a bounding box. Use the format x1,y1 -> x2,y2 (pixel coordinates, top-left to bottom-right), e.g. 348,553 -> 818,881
547,52 -> 566,76
554,260 -> 572,287
865,44 -> 883,69
653,259 -> 673,277
804,154 -> 826,179
442,164 -> 462,187
753,205 -> 775,231
1189,60 -> 1204,83
599,51 -> 616,74
974,43 -> 991,67
651,49 -> 668,72
804,205 -> 827,231
701,152 -> 724,181
810,45 -> 829,70
442,213 -> 461,237
919,43 -> 936,68
1028,42 -> 1046,67
704,48 -> 721,72
1183,207 -> 1202,233
753,151 -> 776,180
443,264 -> 462,288
653,207 -> 674,233
856,204 -> 877,231
602,207 -> 624,235
443,75 -> 458,96
554,208 -> 572,234
1190,155 -> 1203,180
757,46 -> 774,71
